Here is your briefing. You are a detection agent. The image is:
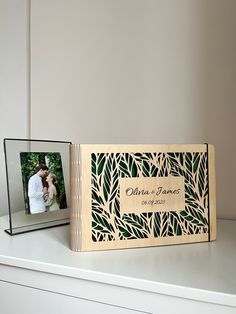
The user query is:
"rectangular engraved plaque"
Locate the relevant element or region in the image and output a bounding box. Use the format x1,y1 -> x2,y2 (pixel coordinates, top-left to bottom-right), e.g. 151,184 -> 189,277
120,176 -> 185,213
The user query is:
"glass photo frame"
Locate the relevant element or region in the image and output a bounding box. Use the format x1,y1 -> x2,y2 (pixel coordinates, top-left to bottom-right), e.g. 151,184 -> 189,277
3,138 -> 71,235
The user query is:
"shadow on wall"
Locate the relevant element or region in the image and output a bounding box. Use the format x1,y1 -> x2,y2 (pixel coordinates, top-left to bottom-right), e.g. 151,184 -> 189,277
205,0 -> 236,219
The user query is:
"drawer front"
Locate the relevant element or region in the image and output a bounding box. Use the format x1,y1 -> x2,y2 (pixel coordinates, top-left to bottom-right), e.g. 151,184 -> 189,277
0,280 -> 142,314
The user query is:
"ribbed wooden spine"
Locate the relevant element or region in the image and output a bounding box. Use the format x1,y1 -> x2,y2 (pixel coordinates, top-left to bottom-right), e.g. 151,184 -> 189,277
69,144 -> 81,251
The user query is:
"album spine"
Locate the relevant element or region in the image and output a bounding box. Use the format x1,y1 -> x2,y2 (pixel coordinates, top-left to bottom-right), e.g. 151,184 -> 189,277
208,144 -> 217,241
70,144 -> 82,251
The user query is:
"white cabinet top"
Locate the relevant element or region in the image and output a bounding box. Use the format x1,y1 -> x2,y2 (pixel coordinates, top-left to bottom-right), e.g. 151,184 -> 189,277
0,219 -> 235,307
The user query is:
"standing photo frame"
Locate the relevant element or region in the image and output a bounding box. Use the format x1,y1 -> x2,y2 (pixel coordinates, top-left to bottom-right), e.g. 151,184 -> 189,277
3,138 -> 71,235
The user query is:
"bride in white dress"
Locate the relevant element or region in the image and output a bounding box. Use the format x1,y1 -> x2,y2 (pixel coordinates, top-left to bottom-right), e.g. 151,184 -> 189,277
45,173 -> 60,212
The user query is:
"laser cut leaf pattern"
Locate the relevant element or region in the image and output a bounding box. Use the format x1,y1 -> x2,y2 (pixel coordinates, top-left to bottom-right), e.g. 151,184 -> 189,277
91,152 -> 209,242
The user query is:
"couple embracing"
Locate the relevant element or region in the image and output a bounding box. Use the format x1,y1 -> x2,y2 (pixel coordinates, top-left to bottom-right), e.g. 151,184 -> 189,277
28,164 -> 60,214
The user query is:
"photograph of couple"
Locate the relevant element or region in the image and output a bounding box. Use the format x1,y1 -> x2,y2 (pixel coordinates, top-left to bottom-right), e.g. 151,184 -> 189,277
20,152 -> 67,215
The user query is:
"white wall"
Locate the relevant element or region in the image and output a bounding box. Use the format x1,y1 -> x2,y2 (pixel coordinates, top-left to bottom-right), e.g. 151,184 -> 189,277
205,0 -> 236,219
30,0 -> 208,144
0,0 -> 236,219
30,0 -> 236,219
0,0 -> 29,215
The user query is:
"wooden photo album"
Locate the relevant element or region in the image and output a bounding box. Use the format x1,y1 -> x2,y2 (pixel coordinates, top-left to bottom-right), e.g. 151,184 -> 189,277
70,144 -> 216,251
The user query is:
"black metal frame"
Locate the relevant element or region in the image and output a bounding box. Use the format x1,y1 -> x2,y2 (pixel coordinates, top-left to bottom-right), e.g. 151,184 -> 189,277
3,138 -> 72,235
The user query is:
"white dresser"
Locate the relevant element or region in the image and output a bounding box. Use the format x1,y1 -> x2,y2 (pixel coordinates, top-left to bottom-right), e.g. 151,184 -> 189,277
0,219 -> 235,314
